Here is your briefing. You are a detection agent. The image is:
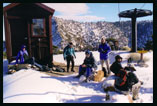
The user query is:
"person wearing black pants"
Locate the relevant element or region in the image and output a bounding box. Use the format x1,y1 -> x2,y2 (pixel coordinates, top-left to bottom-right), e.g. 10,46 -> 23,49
66,55 -> 75,72
63,42 -> 76,72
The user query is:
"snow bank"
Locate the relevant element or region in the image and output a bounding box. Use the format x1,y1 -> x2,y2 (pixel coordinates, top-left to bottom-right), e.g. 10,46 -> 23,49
3,51 -> 153,103
3,59 -> 8,76
3,69 -> 106,103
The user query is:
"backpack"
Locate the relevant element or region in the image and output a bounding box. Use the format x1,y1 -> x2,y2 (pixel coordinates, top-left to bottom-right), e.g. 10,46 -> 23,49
115,70 -> 127,87
42,65 -> 50,71
55,67 -> 65,72
52,66 -> 65,72
63,46 -> 69,55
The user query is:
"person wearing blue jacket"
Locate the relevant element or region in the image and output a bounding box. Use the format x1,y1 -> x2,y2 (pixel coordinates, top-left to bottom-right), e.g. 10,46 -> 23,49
63,42 -> 76,72
16,45 -> 48,71
16,45 -> 34,64
98,37 -> 111,76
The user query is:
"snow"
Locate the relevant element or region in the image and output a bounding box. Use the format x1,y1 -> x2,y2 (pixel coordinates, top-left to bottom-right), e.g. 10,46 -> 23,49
3,51 -> 153,103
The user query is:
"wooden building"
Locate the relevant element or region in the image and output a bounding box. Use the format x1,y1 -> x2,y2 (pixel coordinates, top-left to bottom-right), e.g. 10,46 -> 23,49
3,3 -> 55,67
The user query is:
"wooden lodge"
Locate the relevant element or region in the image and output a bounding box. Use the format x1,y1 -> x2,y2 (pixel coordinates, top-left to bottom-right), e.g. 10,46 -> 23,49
3,3 -> 55,67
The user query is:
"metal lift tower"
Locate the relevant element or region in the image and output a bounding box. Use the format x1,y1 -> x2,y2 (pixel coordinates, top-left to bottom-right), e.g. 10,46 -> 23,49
119,8 -> 152,52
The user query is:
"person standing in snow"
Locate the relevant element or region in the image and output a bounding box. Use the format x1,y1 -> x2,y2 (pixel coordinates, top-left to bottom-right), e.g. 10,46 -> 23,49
63,42 -> 76,72
113,41 -> 120,51
98,37 -> 111,76
76,50 -> 97,79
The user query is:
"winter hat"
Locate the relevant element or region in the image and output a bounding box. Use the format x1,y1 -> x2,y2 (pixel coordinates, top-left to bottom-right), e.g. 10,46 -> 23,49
115,55 -> 122,60
85,50 -> 91,55
69,42 -> 73,45
21,45 -> 26,49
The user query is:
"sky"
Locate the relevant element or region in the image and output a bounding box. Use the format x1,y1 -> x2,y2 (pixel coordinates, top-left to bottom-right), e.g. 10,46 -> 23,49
45,3 -> 153,22
3,3 -> 153,41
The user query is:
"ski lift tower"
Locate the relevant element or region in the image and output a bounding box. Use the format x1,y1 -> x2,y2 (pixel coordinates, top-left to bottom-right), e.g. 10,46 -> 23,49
119,8 -> 152,52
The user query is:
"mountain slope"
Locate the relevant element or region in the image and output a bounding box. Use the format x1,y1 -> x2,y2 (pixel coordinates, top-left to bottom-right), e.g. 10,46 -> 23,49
52,17 -> 153,51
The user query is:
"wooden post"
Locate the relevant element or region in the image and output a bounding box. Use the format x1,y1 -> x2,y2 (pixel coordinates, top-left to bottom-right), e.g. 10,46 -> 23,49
140,48 -> 144,61
4,12 -> 12,62
48,15 -> 53,67
27,20 -> 32,57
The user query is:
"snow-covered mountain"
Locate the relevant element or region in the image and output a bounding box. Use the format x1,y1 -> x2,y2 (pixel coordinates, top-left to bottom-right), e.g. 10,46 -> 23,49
3,18 -> 152,52
52,17 -> 153,51
113,20 -> 153,48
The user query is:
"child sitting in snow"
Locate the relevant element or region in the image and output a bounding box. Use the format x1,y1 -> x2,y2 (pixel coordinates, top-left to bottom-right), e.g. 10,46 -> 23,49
75,50 -> 97,81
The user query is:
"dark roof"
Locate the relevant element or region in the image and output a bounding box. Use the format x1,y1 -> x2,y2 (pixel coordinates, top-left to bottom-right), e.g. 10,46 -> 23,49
3,3 -> 55,14
119,8 -> 152,18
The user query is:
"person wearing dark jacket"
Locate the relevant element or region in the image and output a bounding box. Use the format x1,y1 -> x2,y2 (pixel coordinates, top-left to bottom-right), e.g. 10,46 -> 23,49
110,55 -> 123,76
76,50 -> 97,78
114,68 -> 141,100
112,55 -> 142,100
113,41 -> 120,51
98,37 -> 111,76
63,42 -> 76,72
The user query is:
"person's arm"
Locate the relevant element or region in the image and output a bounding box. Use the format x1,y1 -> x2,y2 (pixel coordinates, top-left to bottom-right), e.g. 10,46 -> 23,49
110,62 -> 118,74
81,59 -> 86,67
105,44 -> 111,54
110,63 -> 114,72
91,57 -> 97,69
98,44 -> 102,52
24,50 -> 29,56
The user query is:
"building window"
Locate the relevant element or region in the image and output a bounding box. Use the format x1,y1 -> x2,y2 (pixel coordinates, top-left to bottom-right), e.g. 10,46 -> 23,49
32,19 -> 46,36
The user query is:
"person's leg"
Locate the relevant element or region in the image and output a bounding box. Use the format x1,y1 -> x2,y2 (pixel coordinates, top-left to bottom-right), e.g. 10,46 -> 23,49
105,59 -> 110,75
100,60 -> 105,69
34,62 -> 43,70
24,57 -> 35,65
29,57 -> 35,65
85,67 -> 92,78
132,82 -> 141,100
66,56 -> 70,72
71,56 -> 75,72
76,65 -> 84,78
79,65 -> 82,75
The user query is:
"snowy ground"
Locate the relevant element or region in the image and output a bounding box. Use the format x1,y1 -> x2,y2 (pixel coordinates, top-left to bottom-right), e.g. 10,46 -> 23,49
3,51 -> 153,103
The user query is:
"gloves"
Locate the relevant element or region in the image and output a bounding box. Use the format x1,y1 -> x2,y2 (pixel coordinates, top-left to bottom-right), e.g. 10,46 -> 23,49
102,50 -> 107,53
102,51 -> 106,53
101,49 -> 107,53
